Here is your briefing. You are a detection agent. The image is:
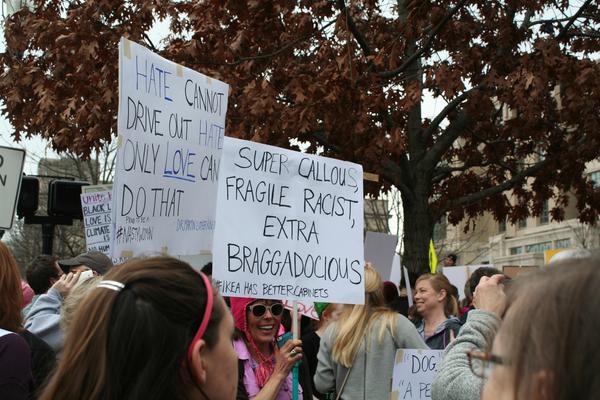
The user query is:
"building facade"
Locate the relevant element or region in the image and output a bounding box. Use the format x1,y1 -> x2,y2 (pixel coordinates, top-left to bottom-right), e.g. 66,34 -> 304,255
434,160 -> 600,268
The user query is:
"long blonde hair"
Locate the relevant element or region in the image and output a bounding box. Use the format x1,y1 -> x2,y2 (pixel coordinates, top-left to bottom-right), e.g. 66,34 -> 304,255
331,264 -> 398,368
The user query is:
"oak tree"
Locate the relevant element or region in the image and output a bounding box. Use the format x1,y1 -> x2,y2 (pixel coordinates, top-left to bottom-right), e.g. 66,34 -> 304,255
2,0 -> 600,273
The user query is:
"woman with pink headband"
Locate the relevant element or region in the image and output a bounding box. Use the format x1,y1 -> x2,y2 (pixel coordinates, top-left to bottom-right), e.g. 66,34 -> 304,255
40,257 -> 237,400
231,297 -> 310,400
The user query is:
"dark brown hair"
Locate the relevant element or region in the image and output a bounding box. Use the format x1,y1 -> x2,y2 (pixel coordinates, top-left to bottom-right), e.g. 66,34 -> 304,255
26,254 -> 60,294
501,258 -> 600,400
40,257 -> 223,400
0,242 -> 24,332
416,273 -> 459,317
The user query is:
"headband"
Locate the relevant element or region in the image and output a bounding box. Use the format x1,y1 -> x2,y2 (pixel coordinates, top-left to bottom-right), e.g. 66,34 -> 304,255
97,280 -> 125,291
187,272 -> 214,362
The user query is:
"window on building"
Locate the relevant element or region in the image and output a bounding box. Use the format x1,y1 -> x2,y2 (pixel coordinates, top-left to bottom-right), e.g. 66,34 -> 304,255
510,247 -> 523,255
525,241 -> 553,253
539,200 -> 549,225
555,238 -> 571,249
517,218 -> 527,228
590,171 -> 600,187
498,219 -> 506,233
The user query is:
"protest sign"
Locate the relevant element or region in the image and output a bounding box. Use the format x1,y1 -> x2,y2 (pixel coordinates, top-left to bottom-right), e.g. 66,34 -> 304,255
81,185 -> 113,255
391,349 -> 444,400
0,146 -> 25,230
213,137 -> 364,304
404,266 -> 414,307
112,38 -> 228,258
390,253 -> 401,284
283,300 -> 319,320
442,266 -> 469,300
364,232 -> 398,281
443,264 -> 497,300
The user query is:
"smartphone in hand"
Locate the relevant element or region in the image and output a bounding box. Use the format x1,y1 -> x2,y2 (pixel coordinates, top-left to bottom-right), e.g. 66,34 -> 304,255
276,332 -> 293,349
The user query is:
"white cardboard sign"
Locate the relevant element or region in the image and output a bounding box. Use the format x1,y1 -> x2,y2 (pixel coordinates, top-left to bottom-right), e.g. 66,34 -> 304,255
364,231 -> 398,281
283,300 -> 319,320
442,266 -> 469,300
213,137 -> 364,304
80,186 -> 113,255
443,264 -> 496,300
112,38 -> 228,258
0,146 -> 25,230
391,349 -> 444,400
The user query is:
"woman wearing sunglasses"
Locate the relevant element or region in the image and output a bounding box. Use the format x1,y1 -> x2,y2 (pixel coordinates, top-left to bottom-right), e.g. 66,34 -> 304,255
231,298 -> 309,400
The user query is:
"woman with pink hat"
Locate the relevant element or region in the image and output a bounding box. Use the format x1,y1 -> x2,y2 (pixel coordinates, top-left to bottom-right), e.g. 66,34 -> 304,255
231,297 -> 308,399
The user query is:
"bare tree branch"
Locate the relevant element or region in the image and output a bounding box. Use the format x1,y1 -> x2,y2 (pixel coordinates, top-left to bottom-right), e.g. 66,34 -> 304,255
423,85 -> 482,142
335,0 -> 372,56
206,19 -> 336,66
442,159 -> 549,212
556,0 -> 594,40
419,111 -> 473,173
379,0 -> 469,79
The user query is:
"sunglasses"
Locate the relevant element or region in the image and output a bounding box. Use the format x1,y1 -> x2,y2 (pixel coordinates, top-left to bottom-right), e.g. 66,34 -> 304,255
248,303 -> 284,318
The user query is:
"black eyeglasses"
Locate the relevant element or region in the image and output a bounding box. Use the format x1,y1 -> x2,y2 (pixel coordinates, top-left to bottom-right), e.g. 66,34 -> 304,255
248,303 -> 284,318
467,350 -> 505,379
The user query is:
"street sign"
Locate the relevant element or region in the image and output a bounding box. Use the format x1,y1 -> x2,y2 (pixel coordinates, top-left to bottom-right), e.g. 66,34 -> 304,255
0,146 -> 26,230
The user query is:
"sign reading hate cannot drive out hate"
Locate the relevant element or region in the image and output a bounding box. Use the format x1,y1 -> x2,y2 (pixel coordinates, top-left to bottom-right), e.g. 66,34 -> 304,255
112,38 -> 228,258
213,137 -> 365,304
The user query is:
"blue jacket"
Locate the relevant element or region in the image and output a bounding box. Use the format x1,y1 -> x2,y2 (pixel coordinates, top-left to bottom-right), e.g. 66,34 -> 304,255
24,288 -> 63,353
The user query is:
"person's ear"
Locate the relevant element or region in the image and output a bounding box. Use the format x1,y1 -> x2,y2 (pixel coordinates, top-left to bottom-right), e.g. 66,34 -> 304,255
189,339 -> 208,385
437,289 -> 447,302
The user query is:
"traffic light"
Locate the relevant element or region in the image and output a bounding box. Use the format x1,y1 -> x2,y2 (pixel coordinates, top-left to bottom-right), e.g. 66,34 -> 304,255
47,180 -> 89,219
17,176 -> 39,218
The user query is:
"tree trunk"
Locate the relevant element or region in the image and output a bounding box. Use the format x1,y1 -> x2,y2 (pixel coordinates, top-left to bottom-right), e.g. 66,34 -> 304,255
402,193 -> 434,276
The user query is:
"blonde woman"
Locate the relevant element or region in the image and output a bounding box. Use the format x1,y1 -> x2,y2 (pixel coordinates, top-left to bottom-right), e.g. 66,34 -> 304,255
315,264 -> 426,399
413,274 -> 462,350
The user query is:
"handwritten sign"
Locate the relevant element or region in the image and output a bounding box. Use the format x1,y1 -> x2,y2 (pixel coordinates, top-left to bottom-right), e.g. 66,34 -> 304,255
80,186 -> 113,255
391,349 -> 444,400
213,137 -> 364,304
283,300 -> 319,320
112,38 -> 228,258
364,232 -> 398,280
0,146 -> 25,230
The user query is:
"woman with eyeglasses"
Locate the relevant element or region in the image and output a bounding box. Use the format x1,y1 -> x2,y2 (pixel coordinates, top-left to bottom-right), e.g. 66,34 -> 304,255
231,297 -> 310,400
477,259 -> 600,400
40,257 -> 238,400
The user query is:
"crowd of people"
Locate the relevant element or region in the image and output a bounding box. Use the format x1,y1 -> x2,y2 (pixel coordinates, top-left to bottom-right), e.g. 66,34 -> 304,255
1,241 -> 599,399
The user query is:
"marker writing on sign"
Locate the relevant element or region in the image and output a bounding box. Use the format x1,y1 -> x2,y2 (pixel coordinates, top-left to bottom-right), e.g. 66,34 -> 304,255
226,243 -> 362,285
135,55 -> 173,101
298,157 -> 359,193
225,176 -> 291,208
120,184 -> 184,218
184,79 -> 225,116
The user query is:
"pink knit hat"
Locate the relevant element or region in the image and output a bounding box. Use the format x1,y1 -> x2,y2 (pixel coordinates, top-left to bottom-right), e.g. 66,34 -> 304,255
21,280 -> 34,308
230,297 -> 257,333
